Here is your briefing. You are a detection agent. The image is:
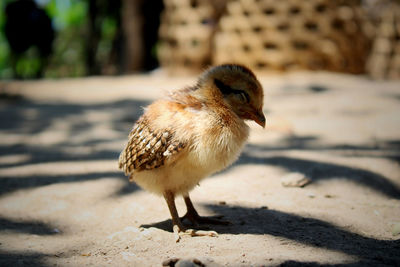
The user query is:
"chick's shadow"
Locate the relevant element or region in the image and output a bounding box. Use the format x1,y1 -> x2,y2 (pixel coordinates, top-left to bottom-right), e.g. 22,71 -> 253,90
142,203 -> 399,265
212,204 -> 400,265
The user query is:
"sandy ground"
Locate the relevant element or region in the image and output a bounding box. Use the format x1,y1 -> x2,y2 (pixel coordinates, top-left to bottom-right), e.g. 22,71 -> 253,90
0,71 -> 399,267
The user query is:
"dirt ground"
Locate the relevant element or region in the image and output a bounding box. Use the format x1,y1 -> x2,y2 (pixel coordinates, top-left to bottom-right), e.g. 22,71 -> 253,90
0,71 -> 399,267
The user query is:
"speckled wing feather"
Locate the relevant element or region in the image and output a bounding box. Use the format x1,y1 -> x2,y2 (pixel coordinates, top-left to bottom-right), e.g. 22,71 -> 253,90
118,116 -> 185,178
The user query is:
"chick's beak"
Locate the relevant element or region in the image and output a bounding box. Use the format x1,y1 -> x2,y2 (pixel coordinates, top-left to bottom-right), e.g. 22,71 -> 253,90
252,110 -> 266,128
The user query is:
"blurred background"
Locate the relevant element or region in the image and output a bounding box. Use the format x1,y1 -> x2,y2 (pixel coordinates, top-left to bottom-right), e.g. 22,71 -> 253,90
0,0 -> 399,79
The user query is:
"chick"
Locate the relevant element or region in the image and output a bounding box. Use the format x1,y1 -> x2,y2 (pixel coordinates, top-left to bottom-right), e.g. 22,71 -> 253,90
118,64 -> 265,240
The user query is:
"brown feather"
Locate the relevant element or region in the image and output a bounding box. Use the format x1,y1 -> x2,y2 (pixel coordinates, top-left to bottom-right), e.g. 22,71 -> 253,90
118,116 -> 185,177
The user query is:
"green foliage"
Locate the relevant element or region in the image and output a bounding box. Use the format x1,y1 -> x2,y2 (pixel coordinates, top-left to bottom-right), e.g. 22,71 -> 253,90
45,26 -> 87,78
44,0 -> 88,78
45,0 -> 87,30
0,0 -> 13,79
15,48 -> 42,78
96,16 -> 117,71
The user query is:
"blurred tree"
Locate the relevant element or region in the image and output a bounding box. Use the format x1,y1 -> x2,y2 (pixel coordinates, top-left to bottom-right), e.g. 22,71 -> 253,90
43,0 -> 88,78
121,0 -> 163,73
86,0 -> 122,75
69,0 -> 163,75
4,0 -> 54,79
142,0 -> 164,71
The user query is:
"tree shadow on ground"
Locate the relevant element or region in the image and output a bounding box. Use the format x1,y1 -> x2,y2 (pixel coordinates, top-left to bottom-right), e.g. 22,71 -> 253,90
0,217 -> 59,236
0,95 -> 145,265
245,136 -> 400,163
0,250 -> 50,267
0,172 -> 128,196
0,145 -> 120,169
0,96 -> 148,135
240,154 -> 400,199
278,260 -> 395,266
229,136 -> 400,199
0,216 -> 61,267
0,97 -> 148,197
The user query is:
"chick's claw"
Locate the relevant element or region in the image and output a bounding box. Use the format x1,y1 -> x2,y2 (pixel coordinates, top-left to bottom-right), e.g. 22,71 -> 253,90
173,225 -> 218,242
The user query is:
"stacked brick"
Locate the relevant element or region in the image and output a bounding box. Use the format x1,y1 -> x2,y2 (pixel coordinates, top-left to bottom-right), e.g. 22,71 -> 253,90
213,0 -> 369,74
158,0 -> 370,74
158,0 -> 217,74
366,3 -> 400,79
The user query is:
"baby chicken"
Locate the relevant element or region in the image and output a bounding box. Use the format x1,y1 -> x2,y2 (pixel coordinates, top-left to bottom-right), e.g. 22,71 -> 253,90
118,64 -> 265,240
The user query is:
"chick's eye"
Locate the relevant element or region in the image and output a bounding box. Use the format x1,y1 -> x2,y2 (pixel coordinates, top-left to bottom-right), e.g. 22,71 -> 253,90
237,91 -> 250,103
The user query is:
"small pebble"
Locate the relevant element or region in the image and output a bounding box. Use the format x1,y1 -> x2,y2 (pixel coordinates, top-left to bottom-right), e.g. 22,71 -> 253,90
281,172 -> 311,187
392,223 -> 400,236
307,192 -> 316,198
218,201 -> 226,205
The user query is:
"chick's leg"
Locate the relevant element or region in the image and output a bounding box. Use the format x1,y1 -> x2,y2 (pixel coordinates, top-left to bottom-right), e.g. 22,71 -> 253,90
164,191 -> 185,233
181,194 -> 229,226
164,191 -> 217,242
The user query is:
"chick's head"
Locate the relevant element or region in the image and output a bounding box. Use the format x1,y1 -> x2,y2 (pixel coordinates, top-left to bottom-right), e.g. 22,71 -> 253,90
198,64 -> 266,128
